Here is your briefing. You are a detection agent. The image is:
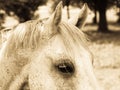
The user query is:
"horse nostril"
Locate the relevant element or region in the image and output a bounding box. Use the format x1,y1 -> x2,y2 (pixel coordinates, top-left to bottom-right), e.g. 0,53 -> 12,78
55,60 -> 75,77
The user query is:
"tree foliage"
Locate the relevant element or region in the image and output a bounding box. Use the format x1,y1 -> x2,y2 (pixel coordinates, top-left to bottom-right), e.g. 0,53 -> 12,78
0,0 -> 47,22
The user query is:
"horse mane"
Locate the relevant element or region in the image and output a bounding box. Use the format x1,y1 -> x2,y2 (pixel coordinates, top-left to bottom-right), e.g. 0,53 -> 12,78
2,20 -> 42,57
2,19 -> 89,57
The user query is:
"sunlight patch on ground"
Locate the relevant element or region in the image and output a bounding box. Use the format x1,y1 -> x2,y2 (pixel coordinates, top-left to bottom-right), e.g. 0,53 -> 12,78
106,8 -> 119,22
35,5 -> 51,19
2,16 -> 19,28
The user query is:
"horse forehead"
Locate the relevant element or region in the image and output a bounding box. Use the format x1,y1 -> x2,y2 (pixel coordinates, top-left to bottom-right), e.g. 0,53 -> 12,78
47,35 -> 67,52
43,36 -> 82,59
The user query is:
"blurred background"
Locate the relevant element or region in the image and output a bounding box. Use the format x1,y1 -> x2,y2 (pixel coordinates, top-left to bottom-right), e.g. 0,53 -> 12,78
0,0 -> 120,90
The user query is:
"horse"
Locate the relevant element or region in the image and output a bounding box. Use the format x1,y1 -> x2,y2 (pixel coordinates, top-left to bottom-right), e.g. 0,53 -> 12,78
0,28 -> 12,43
0,2 -> 102,90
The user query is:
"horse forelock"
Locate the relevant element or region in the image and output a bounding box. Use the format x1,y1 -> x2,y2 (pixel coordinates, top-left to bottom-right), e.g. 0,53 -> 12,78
60,21 -> 88,43
59,21 -> 89,53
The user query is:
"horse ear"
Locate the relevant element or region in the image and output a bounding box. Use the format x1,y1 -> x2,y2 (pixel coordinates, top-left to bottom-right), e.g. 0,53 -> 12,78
76,3 -> 88,28
68,3 -> 88,28
47,1 -> 62,26
41,2 -> 62,38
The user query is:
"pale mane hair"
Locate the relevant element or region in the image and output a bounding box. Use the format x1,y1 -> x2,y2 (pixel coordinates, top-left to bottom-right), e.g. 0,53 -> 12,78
1,19 -> 90,58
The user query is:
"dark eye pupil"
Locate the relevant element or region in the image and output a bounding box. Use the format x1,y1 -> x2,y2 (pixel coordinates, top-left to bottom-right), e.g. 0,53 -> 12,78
57,62 -> 74,74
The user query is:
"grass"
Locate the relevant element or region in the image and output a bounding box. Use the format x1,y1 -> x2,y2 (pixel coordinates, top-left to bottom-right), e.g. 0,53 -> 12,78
84,23 -> 120,90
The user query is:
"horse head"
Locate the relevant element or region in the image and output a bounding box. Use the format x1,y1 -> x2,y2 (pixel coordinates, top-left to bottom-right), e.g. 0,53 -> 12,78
0,2 -> 102,90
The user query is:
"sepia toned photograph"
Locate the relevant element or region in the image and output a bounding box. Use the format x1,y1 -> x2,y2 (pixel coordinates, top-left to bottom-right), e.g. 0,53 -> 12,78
0,0 -> 120,90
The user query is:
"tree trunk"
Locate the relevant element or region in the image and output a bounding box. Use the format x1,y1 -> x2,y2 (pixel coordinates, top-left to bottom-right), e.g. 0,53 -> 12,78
93,9 -> 97,24
0,13 -> 5,29
117,8 -> 120,23
96,0 -> 109,32
67,6 -> 70,19
98,8 -> 108,32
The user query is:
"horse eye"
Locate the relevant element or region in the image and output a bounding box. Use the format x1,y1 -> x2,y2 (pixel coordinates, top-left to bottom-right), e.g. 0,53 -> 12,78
55,60 -> 75,76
